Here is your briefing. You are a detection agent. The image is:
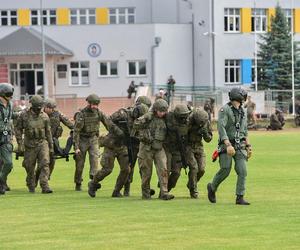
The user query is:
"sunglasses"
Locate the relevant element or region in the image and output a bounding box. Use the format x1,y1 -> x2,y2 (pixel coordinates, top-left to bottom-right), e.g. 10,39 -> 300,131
5,92 -> 13,98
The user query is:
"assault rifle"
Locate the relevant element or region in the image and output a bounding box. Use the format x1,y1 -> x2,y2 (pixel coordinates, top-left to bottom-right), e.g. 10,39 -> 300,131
175,130 -> 188,175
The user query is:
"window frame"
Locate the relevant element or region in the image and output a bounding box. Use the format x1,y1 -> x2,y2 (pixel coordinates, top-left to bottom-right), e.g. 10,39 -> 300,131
30,9 -> 57,25
109,7 -> 135,24
98,61 -> 119,78
0,10 -> 18,26
251,8 -> 267,33
70,8 -> 96,25
69,61 -> 90,86
224,8 -> 240,33
225,59 -> 241,84
283,9 -> 292,30
127,60 -> 147,77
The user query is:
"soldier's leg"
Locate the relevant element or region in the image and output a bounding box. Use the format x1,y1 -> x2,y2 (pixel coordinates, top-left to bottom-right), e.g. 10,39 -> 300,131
124,144 -> 139,196
74,140 -> 88,187
167,153 -> 182,191
88,136 -> 100,180
0,143 -> 13,193
210,153 -> 232,192
154,149 -> 174,200
23,147 -> 38,192
113,148 -> 130,196
234,151 -> 247,196
49,156 -> 55,179
138,144 -> 153,199
186,151 -> 199,198
37,141 -> 52,193
93,147 -> 115,183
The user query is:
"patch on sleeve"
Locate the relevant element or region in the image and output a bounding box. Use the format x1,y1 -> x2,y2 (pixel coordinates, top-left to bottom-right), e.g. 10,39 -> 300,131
220,108 -> 224,112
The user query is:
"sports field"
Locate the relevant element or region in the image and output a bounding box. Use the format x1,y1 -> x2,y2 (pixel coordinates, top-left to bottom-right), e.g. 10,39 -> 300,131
0,129 -> 300,250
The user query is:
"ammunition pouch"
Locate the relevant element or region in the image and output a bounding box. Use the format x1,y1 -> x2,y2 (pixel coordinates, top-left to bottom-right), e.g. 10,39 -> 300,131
151,140 -> 163,150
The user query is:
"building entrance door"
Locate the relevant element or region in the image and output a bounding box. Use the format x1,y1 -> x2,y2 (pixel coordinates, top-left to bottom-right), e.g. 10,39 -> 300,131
20,70 -> 35,95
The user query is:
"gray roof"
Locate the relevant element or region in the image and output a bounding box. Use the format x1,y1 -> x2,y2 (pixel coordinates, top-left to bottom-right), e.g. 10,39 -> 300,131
0,28 -> 73,56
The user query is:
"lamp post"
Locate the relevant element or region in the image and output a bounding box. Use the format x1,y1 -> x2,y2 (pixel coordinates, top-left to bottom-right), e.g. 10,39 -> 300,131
291,0 -> 295,115
40,0 -> 48,98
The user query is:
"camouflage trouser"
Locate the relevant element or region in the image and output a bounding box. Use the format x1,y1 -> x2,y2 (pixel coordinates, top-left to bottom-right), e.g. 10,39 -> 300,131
22,141 -> 50,190
187,146 -> 206,189
0,142 -> 13,184
93,145 -> 130,192
168,149 -> 198,194
211,149 -> 247,196
74,136 -> 99,185
138,143 -> 169,199
124,142 -> 139,188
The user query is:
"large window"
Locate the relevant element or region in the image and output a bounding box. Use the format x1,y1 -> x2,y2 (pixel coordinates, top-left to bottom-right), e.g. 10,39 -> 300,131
70,61 -> 89,86
98,61 -> 118,77
251,9 -> 267,32
283,9 -> 292,29
224,8 -> 240,32
128,61 -> 146,76
31,9 -> 56,25
252,59 -> 263,83
70,9 -> 96,25
109,8 -> 135,24
225,60 -> 240,84
0,10 -> 17,26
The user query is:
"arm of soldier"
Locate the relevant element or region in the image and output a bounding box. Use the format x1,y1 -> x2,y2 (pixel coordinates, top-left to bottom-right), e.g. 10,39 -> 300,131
44,116 -> 54,153
73,112 -> 84,151
59,112 -> 74,130
14,112 -> 24,146
202,121 -> 213,143
99,111 -> 124,137
133,112 -> 152,130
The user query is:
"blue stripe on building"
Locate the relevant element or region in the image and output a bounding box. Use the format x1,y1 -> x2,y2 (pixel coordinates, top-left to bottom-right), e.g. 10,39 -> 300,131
241,59 -> 252,84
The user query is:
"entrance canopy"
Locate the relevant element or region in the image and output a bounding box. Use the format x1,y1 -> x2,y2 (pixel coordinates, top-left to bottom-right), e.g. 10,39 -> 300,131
0,27 -> 73,56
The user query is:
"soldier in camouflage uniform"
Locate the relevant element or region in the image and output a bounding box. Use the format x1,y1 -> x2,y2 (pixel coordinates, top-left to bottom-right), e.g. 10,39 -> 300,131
0,83 -> 14,195
15,95 -> 53,193
74,94 -> 121,191
187,108 -> 213,195
134,99 -> 174,200
207,88 -> 252,205
166,104 -> 201,198
35,99 -> 74,181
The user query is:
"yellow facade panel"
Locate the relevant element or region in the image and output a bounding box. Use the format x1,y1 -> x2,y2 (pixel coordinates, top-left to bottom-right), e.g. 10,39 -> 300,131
57,8 -> 70,25
241,8 -> 251,33
18,9 -> 30,26
96,8 -> 109,25
295,9 -> 300,33
267,8 -> 275,31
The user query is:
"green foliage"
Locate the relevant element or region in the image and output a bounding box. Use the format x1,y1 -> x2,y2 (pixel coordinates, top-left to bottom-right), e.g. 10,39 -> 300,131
257,5 -> 300,90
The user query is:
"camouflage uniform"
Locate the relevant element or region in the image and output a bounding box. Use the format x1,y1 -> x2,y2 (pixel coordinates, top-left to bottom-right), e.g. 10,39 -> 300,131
134,99 -> 174,200
15,95 -> 53,193
244,97 -> 256,128
0,83 -> 14,195
268,110 -> 285,130
74,94 -> 120,191
187,108 -> 213,193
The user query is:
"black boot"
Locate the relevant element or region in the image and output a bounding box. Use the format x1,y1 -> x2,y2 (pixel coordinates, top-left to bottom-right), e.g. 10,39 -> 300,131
88,181 -> 101,198
0,180 -> 5,195
150,189 -> 155,196
4,181 -> 10,191
75,183 -> 82,191
42,188 -> 53,194
123,183 -> 130,197
112,190 -> 123,198
207,183 -> 216,203
160,192 -> 175,200
190,190 -> 199,199
236,195 -> 250,205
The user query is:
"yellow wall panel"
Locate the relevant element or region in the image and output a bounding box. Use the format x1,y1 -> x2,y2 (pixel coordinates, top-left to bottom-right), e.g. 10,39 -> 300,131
18,9 -> 30,26
295,9 -> 300,33
57,8 -> 70,25
268,8 -> 275,31
241,8 -> 251,33
96,8 -> 109,24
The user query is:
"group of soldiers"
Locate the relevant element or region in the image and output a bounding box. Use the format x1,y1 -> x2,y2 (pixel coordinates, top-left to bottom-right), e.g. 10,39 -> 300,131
0,82 -> 252,205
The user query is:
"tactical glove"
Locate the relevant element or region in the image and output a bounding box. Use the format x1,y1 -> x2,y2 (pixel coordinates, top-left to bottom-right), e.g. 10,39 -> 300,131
226,145 -> 236,156
246,144 -> 252,159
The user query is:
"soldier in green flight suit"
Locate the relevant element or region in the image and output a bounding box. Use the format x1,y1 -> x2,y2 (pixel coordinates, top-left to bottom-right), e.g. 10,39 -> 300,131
207,88 -> 252,205
73,94 -> 121,191
0,83 -> 14,195
15,95 -> 54,193
133,99 -> 174,200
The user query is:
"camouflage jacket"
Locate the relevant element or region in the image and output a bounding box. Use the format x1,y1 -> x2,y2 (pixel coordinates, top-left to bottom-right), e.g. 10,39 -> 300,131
48,110 -> 74,138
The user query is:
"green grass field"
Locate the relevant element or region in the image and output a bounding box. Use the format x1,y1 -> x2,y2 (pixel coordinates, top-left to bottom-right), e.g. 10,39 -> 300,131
1,129 -> 300,250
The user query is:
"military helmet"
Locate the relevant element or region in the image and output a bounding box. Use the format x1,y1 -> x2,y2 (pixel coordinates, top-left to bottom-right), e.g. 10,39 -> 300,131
86,94 -> 100,105
132,103 -> 149,119
152,99 -> 168,112
229,88 -> 247,103
135,96 -> 152,108
192,108 -> 209,125
174,104 -> 191,118
30,95 -> 44,108
45,98 -> 57,109
0,83 -> 14,98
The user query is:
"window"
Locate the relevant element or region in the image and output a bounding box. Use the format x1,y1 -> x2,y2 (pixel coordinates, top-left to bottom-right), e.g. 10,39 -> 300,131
70,9 -> 96,25
98,61 -> 118,77
31,9 -> 56,25
128,61 -> 146,76
283,9 -> 292,29
57,64 -> 67,79
109,8 -> 135,24
251,59 -> 263,83
70,61 -> 89,86
224,8 -> 240,32
251,9 -> 267,32
0,10 -> 17,26
225,60 -> 240,84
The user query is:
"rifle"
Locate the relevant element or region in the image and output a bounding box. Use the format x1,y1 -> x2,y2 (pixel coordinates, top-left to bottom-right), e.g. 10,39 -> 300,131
175,130 -> 188,175
118,120 -> 135,167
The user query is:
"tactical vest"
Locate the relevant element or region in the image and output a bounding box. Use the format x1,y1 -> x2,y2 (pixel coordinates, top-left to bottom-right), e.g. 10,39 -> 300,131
24,111 -> 46,140
148,116 -> 166,150
49,111 -> 63,138
81,108 -> 100,136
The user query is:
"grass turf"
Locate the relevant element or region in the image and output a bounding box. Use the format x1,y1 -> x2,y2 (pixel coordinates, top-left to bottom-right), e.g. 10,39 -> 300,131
0,129 -> 300,250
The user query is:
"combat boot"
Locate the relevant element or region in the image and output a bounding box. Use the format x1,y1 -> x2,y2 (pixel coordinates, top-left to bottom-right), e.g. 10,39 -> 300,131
150,189 -> 155,196
190,191 -> 199,199
123,183 -> 130,197
4,181 -> 10,191
207,183 -> 216,203
28,186 -> 35,193
75,183 -> 82,191
42,188 -> 53,194
160,193 -> 175,201
88,181 -> 101,198
0,181 -> 5,195
236,195 -> 250,205
112,190 -> 123,198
